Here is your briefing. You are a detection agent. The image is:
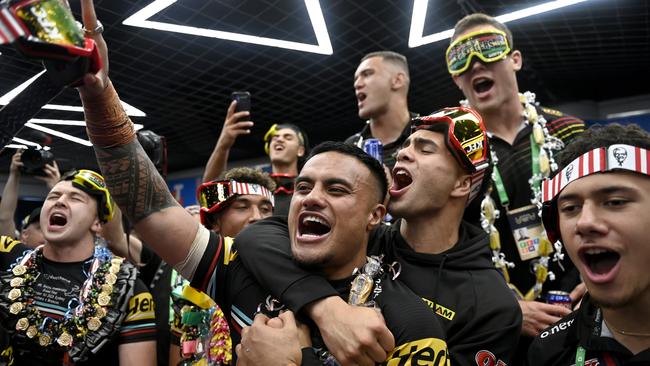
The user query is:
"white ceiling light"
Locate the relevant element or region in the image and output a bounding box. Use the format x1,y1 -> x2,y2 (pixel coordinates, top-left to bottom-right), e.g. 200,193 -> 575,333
1,72 -> 147,148
122,0 -> 333,55
408,0 -> 589,47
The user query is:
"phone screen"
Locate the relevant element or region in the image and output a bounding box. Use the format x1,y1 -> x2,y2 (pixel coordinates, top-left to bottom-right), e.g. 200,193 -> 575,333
231,91 -> 251,113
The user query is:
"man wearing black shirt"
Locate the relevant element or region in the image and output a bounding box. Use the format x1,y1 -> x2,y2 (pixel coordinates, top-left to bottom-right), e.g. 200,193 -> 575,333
347,51 -> 414,169
527,124 -> 650,365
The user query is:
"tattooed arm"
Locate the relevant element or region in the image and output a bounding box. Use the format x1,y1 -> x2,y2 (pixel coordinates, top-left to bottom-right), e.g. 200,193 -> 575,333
76,0 -> 199,268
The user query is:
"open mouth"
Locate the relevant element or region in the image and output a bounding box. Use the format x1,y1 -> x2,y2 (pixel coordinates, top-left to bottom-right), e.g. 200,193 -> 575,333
390,168 -> 412,196
357,93 -> 367,103
582,248 -> 620,276
298,213 -> 331,238
472,77 -> 494,94
273,144 -> 285,151
49,213 -> 68,227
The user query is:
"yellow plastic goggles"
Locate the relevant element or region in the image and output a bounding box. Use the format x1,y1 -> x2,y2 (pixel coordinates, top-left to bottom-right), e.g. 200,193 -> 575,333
446,30 -> 511,76
64,169 -> 114,222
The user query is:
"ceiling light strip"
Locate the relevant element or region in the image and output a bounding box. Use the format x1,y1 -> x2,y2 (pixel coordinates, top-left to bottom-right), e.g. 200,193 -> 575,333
408,0 -> 589,47
24,122 -> 92,146
123,0 -> 333,55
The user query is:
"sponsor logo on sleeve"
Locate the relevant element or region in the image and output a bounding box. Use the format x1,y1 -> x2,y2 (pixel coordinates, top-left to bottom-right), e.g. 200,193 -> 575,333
125,292 -> 156,322
540,319 -> 574,339
380,338 -> 449,366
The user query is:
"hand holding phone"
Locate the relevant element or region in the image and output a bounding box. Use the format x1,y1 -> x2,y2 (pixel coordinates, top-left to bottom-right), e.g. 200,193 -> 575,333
231,91 -> 251,114
217,92 -> 254,150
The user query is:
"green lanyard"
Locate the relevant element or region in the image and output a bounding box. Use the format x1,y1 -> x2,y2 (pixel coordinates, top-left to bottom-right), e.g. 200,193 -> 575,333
491,134 -> 540,208
575,346 -> 586,366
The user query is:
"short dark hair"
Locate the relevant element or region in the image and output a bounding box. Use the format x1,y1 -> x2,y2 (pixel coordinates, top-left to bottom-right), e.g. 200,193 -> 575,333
452,13 -> 514,50
224,167 -> 276,192
306,141 -> 388,203
556,123 -> 650,170
361,51 -> 410,83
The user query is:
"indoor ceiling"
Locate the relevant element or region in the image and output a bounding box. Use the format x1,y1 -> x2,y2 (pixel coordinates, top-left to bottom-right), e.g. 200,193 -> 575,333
1,0 -> 648,175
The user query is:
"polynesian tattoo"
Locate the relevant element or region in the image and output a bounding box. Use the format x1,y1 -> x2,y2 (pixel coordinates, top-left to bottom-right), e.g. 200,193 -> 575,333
94,140 -> 178,223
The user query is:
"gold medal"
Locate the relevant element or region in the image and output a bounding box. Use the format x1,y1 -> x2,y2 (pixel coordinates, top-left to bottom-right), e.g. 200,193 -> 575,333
101,283 -> 113,294
97,293 -> 111,306
95,305 -> 107,319
57,332 -> 73,347
10,277 -> 24,287
15,317 -> 29,331
12,265 -> 27,276
26,325 -> 38,338
8,288 -> 22,301
39,334 -> 51,346
9,302 -> 23,314
87,317 -> 102,331
105,273 -> 117,285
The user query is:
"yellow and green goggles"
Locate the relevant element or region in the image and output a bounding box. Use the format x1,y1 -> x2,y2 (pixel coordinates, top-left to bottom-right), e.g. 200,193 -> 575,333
64,169 -> 114,222
446,30 -> 511,76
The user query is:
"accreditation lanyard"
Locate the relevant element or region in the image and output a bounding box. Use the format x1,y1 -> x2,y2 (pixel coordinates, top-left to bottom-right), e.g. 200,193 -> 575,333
492,134 -> 540,207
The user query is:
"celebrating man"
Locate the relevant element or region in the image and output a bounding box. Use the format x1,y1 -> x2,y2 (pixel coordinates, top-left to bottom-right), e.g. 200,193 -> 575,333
528,123 -> 650,364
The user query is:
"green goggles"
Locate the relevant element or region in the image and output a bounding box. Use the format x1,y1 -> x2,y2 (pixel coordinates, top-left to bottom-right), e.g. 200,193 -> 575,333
446,30 -> 511,76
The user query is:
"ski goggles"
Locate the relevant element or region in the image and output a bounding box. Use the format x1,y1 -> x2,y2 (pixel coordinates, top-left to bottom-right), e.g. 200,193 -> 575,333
411,107 -> 490,204
63,169 -> 114,222
541,144 -> 650,244
197,179 -> 274,226
446,30 -> 511,76
0,0 -> 101,68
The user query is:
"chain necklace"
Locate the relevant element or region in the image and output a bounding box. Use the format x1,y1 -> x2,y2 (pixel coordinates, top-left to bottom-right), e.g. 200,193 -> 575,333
5,245 -> 123,350
464,92 -> 566,300
605,319 -> 650,337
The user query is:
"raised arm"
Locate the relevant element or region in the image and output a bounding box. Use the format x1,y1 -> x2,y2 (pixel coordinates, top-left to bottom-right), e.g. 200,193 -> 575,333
77,0 -> 198,269
202,101 -> 253,182
0,150 -> 23,237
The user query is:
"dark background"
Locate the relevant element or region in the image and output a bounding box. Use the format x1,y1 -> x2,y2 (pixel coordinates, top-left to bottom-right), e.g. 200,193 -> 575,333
1,0 -> 648,173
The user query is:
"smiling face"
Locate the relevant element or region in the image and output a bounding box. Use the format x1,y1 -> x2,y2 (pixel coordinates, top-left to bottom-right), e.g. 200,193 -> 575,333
451,25 -> 522,115
288,151 -> 384,280
557,172 -> 650,309
40,181 -> 101,247
389,129 -> 470,219
212,195 -> 273,237
269,128 -> 304,167
354,56 -> 396,120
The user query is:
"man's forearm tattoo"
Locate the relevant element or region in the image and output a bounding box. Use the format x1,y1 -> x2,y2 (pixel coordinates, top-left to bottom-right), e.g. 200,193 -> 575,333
94,140 -> 178,223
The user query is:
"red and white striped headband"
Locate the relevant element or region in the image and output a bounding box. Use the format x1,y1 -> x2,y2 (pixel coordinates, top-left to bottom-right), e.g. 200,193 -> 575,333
0,7 -> 26,45
230,180 -> 275,206
542,144 -> 650,203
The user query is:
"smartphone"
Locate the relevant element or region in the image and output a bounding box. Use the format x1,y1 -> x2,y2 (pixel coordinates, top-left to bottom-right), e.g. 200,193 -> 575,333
231,91 -> 251,114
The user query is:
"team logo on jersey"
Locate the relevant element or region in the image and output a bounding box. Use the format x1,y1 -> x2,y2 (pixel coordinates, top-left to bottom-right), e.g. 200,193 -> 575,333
421,298 -> 456,321
223,236 -> 238,265
475,350 -> 507,366
380,338 -> 449,366
125,293 -> 155,322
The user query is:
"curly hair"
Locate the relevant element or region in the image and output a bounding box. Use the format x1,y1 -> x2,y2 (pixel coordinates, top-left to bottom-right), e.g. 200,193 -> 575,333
556,123 -> 650,170
224,167 -> 276,192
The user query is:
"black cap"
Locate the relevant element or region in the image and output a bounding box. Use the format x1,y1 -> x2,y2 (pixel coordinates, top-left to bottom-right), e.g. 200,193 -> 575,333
21,207 -> 41,230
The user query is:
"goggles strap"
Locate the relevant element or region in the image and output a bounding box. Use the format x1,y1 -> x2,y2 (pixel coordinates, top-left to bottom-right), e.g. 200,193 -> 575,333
542,144 -> 650,204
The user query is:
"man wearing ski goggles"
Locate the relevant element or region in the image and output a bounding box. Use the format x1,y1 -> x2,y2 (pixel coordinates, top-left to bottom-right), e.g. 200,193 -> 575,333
446,29 -> 511,76
410,106 -> 490,204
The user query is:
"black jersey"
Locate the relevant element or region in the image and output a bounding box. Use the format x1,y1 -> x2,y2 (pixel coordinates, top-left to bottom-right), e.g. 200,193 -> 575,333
0,236 -> 156,366
189,229 -> 449,365
527,294 -> 650,365
236,217 -> 520,366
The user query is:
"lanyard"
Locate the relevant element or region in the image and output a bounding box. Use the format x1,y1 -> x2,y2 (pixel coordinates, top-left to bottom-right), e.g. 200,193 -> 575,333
491,134 -> 540,208
575,346 -> 586,366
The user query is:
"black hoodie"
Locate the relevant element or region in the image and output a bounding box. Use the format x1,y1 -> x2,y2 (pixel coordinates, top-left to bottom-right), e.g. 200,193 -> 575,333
236,217 -> 522,366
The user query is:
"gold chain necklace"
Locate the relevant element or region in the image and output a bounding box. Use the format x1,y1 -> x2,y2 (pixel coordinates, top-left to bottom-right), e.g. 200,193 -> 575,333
606,319 -> 650,337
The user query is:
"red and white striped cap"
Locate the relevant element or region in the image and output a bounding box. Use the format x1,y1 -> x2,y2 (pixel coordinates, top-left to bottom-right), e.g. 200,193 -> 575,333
542,144 -> 650,204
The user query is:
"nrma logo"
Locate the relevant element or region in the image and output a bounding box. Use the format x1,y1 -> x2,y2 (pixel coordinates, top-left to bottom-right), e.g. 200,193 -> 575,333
380,338 -> 449,366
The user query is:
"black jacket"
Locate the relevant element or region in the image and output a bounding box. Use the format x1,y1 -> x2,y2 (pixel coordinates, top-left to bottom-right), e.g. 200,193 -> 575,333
237,217 -> 522,366
527,294 -> 650,365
